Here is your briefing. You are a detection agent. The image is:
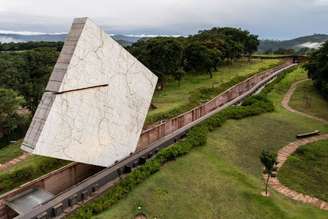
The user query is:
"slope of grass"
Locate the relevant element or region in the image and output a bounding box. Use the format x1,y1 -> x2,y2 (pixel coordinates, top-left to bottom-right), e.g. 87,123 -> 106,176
289,79 -> 328,121
148,59 -> 281,118
279,140 -> 328,202
0,140 -> 22,164
94,66 -> 328,219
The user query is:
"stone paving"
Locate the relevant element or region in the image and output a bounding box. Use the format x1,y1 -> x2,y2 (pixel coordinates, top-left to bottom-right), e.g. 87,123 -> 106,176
267,134 -> 328,211
0,152 -> 30,172
265,79 -> 328,211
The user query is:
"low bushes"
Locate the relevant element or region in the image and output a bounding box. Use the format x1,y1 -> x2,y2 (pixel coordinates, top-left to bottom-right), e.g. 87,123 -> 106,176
70,66 -> 290,219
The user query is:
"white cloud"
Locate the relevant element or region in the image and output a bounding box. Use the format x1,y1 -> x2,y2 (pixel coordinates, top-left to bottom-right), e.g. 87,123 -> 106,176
315,0 -> 328,5
0,0 -> 327,38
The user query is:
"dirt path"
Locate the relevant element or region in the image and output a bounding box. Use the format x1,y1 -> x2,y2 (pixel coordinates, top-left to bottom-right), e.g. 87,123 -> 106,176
0,153 -> 30,172
266,79 -> 328,211
281,79 -> 328,124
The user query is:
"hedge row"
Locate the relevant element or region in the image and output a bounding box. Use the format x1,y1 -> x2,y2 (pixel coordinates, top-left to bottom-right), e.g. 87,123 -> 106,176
145,62 -> 283,125
70,66 -> 291,219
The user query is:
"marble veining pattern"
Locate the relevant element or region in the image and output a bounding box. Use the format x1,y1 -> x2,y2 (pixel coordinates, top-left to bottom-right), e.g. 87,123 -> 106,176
21,17 -> 157,167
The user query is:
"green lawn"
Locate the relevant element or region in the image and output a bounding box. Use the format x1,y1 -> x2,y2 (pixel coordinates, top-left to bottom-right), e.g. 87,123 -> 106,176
147,59 -> 281,117
0,140 -> 23,164
279,140 -> 328,202
95,67 -> 328,219
289,79 -> 328,121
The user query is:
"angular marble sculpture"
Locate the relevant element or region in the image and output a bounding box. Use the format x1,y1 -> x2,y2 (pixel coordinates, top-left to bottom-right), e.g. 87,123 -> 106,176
21,17 -> 158,167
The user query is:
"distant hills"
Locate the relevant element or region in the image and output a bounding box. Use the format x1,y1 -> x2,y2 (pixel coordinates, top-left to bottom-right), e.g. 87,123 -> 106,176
259,34 -> 328,52
0,31 -> 143,46
1,31 -> 328,52
0,33 -> 66,43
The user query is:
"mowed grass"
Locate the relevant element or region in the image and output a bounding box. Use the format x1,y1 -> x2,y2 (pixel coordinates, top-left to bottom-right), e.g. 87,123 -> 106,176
95,67 -> 328,219
279,140 -> 328,202
289,79 -> 328,121
0,140 -> 23,164
147,59 -> 281,117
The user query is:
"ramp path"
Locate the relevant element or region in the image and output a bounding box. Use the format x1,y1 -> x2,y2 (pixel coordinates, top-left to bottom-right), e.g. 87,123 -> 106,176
266,79 -> 328,211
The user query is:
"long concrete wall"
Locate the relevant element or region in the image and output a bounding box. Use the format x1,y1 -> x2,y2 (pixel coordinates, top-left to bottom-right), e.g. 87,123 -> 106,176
137,60 -> 293,151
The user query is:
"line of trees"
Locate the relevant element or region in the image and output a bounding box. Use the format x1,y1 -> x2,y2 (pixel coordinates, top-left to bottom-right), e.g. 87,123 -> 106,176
0,41 -> 63,52
305,41 -> 328,99
128,27 -> 259,88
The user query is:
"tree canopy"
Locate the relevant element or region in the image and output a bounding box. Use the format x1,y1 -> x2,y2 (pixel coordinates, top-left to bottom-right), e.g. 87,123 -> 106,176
128,26 -> 259,82
0,48 -> 59,112
0,88 -> 25,135
305,41 -> 328,99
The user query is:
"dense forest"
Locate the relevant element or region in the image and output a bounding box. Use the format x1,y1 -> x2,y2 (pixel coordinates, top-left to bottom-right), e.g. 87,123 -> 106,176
305,41 -> 328,99
0,26 -> 259,140
0,41 -> 63,52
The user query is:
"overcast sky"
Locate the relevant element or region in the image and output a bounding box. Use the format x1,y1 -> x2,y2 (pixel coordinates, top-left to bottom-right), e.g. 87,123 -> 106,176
0,0 -> 327,39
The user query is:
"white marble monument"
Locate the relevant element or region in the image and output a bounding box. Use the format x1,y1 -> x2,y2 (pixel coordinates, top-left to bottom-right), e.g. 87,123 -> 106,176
21,17 -> 158,167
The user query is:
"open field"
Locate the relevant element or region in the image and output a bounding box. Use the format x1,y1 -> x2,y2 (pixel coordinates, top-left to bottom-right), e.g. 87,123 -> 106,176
94,67 -> 328,219
289,79 -> 328,121
147,59 -> 281,117
279,140 -> 328,203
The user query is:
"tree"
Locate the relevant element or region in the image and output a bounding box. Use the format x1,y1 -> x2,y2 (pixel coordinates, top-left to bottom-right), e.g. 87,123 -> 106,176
0,48 -> 59,113
173,68 -> 185,86
183,42 -> 216,78
260,150 -> 277,196
20,48 -> 59,112
0,88 -> 25,135
245,34 -> 259,60
305,41 -> 328,99
128,37 -> 184,89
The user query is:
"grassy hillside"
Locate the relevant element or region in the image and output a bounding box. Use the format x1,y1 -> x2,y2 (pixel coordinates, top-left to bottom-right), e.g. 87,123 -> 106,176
279,140 -> 328,202
95,67 -> 328,219
0,140 -> 22,164
148,59 -> 281,118
289,79 -> 328,121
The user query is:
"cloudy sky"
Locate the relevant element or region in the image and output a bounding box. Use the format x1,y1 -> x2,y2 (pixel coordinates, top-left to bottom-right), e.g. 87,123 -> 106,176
0,0 -> 327,39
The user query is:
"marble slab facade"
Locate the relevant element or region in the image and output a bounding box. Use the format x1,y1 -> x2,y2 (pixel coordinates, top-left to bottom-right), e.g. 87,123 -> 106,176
21,17 -> 158,167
